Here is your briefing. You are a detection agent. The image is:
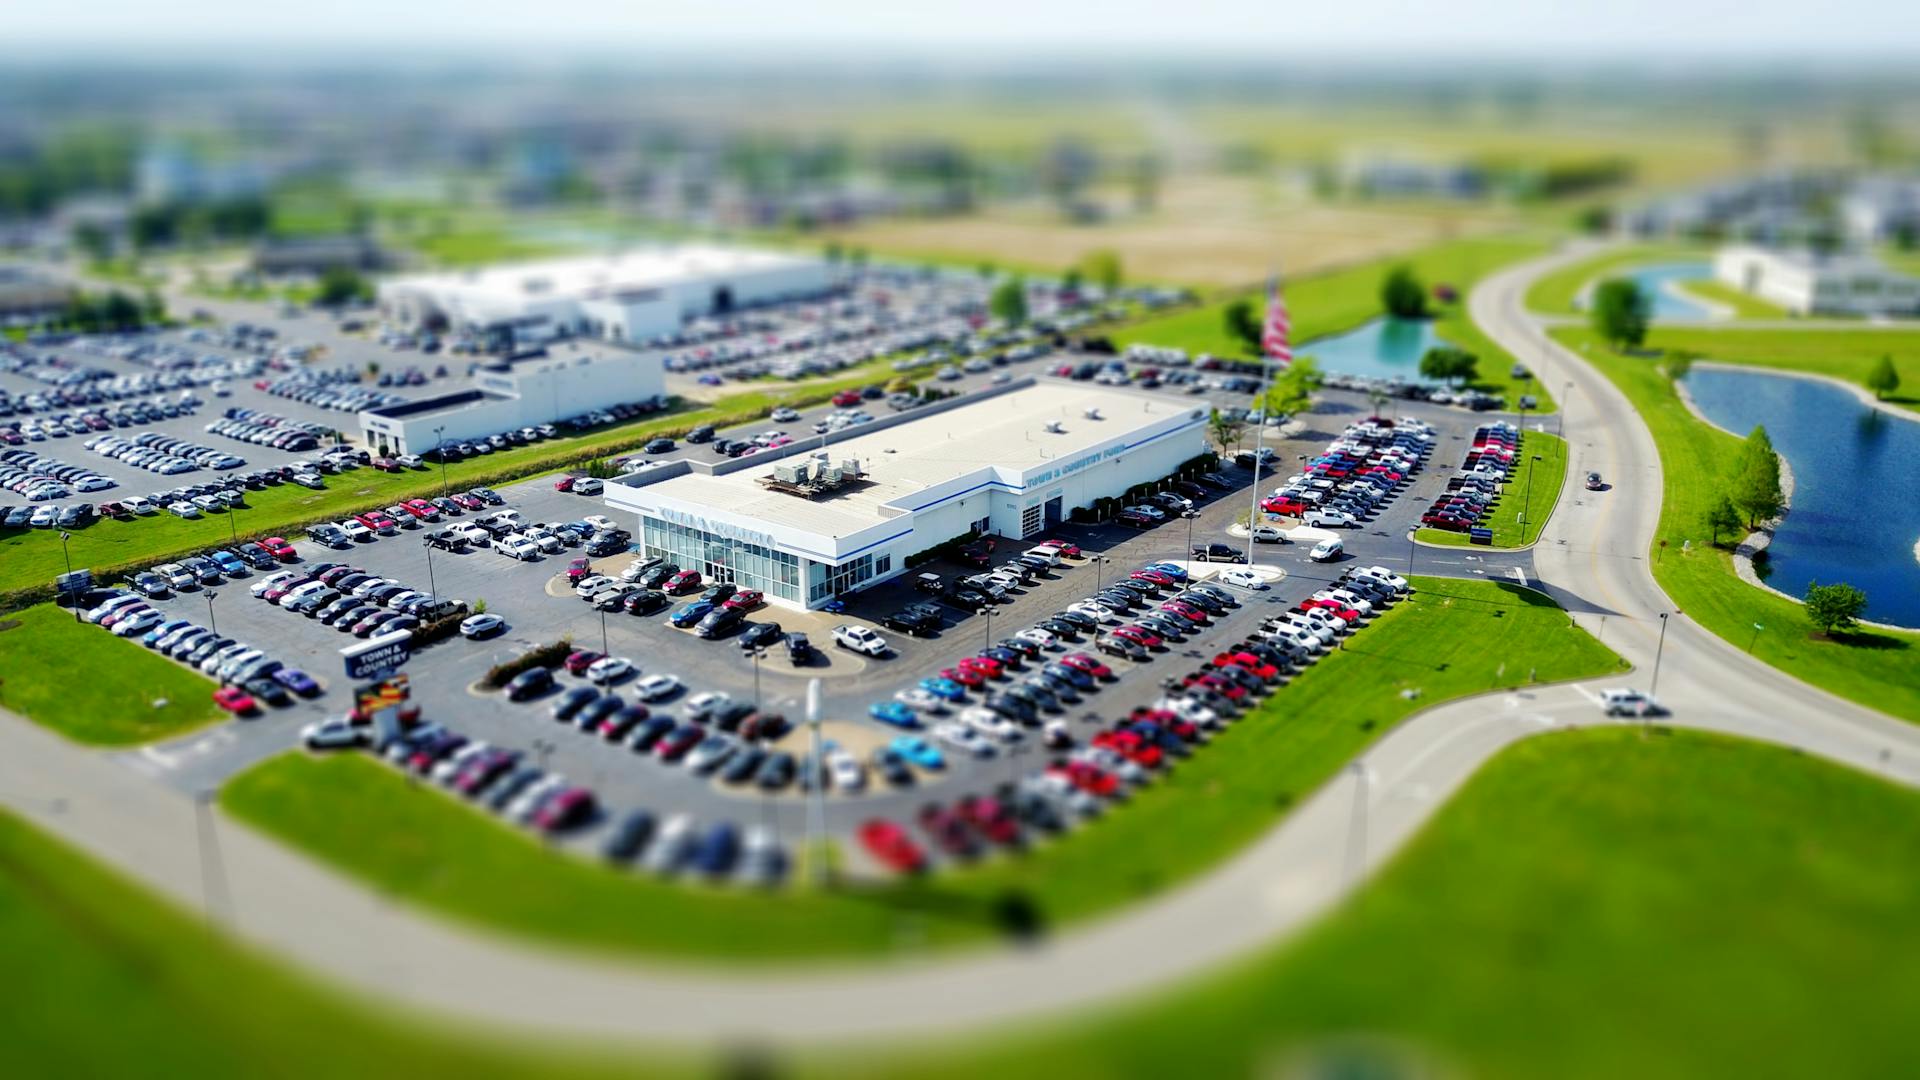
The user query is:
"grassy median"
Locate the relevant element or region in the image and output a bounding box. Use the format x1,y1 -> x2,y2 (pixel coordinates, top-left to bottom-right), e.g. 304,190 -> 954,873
1415,430 -> 1569,548
1562,324 -> 1920,415
1551,328 -> 1920,723
1673,277 -> 1790,319
0,603 -> 222,744
1523,242 -> 1708,315
224,577 -> 1622,960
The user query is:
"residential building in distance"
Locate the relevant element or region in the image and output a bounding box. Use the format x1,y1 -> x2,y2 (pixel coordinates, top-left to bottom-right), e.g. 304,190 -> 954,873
1713,245 -> 1920,317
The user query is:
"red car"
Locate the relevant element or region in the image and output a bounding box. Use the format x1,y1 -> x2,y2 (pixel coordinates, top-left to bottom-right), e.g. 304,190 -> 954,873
939,665 -> 985,689
403,498 -> 439,520
1183,672 -> 1248,701
1039,539 -> 1082,558
1112,624 -> 1162,648
1300,599 -> 1362,623
1047,760 -> 1119,797
564,649 -> 605,675
1263,497 -> 1307,516
1213,651 -> 1280,681
722,589 -> 764,611
451,492 -> 485,511
565,556 -> 593,584
957,655 -> 1003,680
858,819 -> 927,874
372,457 -> 402,473
831,389 -> 863,407
1159,600 -> 1209,623
1059,653 -> 1111,679
664,569 -> 701,594
656,725 -> 702,761
1130,569 -> 1176,588
356,511 -> 397,533
955,795 -> 1021,845
1130,707 -> 1201,742
212,686 -> 257,715
1094,729 -> 1163,769
532,787 -> 596,833
261,536 -> 297,560
554,475 -> 578,492
917,803 -> 979,857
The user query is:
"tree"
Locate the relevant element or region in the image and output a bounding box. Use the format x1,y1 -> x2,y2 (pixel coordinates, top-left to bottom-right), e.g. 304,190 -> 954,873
1259,358 -> 1321,419
1661,348 -> 1698,381
72,221 -> 112,264
1380,265 -> 1428,319
1081,249 -> 1122,294
1060,267 -> 1083,295
977,262 -> 996,281
988,277 -> 1028,327
823,241 -> 844,264
139,287 -> 166,325
1705,494 -> 1743,546
1207,407 -> 1245,451
1803,581 -> 1868,637
1418,345 -> 1479,386
317,266 -> 370,307
1590,278 -> 1650,351
1731,425 -> 1783,527
1866,355 -> 1901,400
1223,298 -> 1262,358
98,290 -> 142,331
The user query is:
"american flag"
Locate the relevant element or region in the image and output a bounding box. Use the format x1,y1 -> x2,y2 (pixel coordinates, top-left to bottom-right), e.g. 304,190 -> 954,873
1260,276 -> 1292,366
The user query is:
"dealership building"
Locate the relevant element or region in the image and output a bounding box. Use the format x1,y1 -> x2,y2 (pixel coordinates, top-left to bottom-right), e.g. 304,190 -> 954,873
601,381 -> 1209,610
357,349 -> 664,455
376,245 -> 831,350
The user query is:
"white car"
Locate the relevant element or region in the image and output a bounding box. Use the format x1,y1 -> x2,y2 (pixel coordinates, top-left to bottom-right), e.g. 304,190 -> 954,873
832,625 -> 889,656
1015,626 -> 1057,649
498,536 -> 540,561
1352,566 -> 1412,594
1218,568 -> 1267,590
932,721 -> 994,757
301,717 -> 367,749
123,495 -> 156,515
1600,688 -> 1663,717
582,515 -> 616,532
574,575 -> 614,598
960,708 -> 1022,744
1302,508 -> 1357,528
895,687 -> 949,714
1316,588 -> 1375,614
827,750 -> 866,792
112,609 -> 163,637
683,690 -> 730,717
572,478 -> 604,495
1309,538 -> 1344,562
633,673 -> 682,701
769,406 -> 801,422
166,500 -> 201,518
1068,601 -> 1122,624
459,613 -> 504,638
250,570 -> 297,598
1125,503 -> 1167,521
340,519 -> 374,542
1249,524 -> 1286,543
452,524 -> 492,546
587,656 -> 634,684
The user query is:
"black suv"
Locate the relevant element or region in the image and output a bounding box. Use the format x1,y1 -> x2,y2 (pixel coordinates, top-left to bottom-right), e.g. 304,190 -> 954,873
1190,543 -> 1246,563
882,609 -> 941,636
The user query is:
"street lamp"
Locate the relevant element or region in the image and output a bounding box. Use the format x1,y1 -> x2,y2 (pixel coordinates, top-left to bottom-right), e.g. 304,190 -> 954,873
747,647 -> 766,710
599,606 -> 610,657
982,601 -> 994,652
421,536 -> 439,599
432,425 -> 449,498
1558,380 -> 1573,438
1520,453 -> 1542,531
1649,612 -> 1671,700
1182,509 -> 1199,560
58,530 -> 79,622
225,501 -> 238,544
1093,555 -> 1109,592
204,590 -> 219,635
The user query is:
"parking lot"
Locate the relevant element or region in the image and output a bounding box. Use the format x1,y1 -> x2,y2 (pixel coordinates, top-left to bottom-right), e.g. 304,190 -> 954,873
92,369 -> 1534,877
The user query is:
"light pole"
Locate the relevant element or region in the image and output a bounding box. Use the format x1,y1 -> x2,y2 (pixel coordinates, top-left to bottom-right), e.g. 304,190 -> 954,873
982,602 -> 994,652
1521,452 -> 1542,533
422,536 -> 439,599
432,425 -> 449,498
1650,612 -> 1670,700
1747,621 -> 1763,653
1182,509 -> 1198,560
225,502 -> 238,544
1093,555 -> 1109,592
1558,381 -> 1573,438
748,647 -> 765,711
804,679 -> 828,888
599,606 -> 610,657
204,590 -> 218,635
1408,533 -> 1416,578
58,530 -> 79,622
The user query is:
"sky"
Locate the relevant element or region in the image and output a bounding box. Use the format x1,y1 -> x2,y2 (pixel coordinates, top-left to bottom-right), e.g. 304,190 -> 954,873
13,0 -> 1920,60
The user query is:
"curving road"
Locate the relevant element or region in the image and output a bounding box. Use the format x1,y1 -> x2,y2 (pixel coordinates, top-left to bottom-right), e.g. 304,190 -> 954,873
3,245 -> 1919,1049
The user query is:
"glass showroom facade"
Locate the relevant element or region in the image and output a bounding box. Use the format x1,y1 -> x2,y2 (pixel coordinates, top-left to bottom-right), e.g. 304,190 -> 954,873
641,518 -> 804,603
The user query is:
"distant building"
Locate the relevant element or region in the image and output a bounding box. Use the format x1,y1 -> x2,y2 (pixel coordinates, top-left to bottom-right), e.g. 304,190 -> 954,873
252,235 -> 388,276
1713,245 -> 1920,317
356,349 -> 665,455
135,144 -> 269,204
0,265 -> 76,320
376,245 -> 830,351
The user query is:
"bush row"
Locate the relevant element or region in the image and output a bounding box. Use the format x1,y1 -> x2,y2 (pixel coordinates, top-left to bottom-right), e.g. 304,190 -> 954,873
483,639 -> 575,689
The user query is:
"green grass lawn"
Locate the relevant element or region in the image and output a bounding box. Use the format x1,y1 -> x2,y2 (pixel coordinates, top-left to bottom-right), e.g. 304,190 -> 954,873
831,728 -> 1920,1080
1415,431 -> 1568,548
0,604 -> 222,744
1575,324 -> 1920,415
1118,234 -> 1557,411
1673,277 -> 1790,319
1551,327 -> 1920,723
411,228 -> 574,268
1523,242 -> 1709,315
224,577 -> 1622,960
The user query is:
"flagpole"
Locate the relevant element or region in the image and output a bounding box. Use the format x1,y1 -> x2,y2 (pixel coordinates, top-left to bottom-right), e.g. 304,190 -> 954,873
1245,271 -> 1277,565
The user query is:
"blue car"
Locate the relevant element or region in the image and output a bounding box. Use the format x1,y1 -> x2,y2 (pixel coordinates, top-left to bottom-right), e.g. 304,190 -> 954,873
143,619 -> 194,647
273,668 -> 321,696
888,735 -> 945,770
819,598 -> 847,614
918,676 -> 967,703
1144,561 -> 1189,583
868,701 -> 920,728
209,550 -> 248,576
669,600 -> 715,628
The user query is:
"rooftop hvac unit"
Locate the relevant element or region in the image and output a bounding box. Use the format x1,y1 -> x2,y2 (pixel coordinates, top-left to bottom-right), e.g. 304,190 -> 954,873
838,457 -> 862,478
1042,420 -> 1064,434
773,462 -> 805,484
1084,407 -> 1103,420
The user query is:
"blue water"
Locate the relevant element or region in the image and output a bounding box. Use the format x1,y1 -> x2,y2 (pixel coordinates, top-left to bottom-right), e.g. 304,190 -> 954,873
1297,317 -> 1444,384
1623,261 -> 1716,321
1684,367 -> 1920,628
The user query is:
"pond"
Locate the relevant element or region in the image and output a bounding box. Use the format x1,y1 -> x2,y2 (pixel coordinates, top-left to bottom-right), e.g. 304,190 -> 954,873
1296,317 -> 1443,384
1684,366 -> 1920,628
1622,261 -> 1717,321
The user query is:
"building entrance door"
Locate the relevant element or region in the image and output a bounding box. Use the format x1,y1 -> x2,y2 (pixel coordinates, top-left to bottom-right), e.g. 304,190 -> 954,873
1044,496 -> 1063,527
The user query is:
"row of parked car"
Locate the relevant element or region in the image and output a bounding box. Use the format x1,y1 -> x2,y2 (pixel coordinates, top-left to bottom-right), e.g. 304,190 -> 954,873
1419,422 -> 1524,534
1,447 -> 116,499
256,369 -> 409,414
0,391 -> 203,442
81,588 -> 322,715
252,559 -> 469,638
85,430 -> 246,475
205,407 -> 331,453
1262,417 -> 1434,527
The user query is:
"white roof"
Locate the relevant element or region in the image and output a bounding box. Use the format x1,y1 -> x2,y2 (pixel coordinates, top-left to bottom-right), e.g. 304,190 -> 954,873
643,382 -> 1202,539
384,245 -> 818,306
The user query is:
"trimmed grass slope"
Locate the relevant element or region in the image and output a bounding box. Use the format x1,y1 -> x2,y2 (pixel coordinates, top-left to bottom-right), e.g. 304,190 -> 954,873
1416,430 -> 1568,548
0,603 -> 221,744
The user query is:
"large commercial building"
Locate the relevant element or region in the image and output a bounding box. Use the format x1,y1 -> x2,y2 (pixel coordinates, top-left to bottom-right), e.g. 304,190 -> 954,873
601,381 -> 1209,610
357,349 -> 664,455
376,245 -> 830,350
1714,245 -> 1920,317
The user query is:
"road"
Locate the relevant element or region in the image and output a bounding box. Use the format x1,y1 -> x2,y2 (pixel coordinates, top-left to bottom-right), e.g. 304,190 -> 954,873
3,246 -> 1918,1049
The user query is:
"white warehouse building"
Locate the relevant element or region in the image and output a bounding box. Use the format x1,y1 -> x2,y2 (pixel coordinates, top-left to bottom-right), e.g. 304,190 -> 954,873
601,381 -> 1210,611
1713,244 -> 1920,317
376,245 -> 831,350
357,349 -> 665,455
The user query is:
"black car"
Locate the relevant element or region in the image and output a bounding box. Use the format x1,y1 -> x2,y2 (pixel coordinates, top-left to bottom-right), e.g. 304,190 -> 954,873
1051,609 -> 1097,631
738,621 -> 785,650
424,530 -> 464,552
242,677 -> 292,707
1096,589 -> 1142,610
643,437 -> 675,454
506,667 -> 555,701
714,702 -> 758,731
980,645 -> 1023,669
942,586 -> 991,611
695,606 -> 745,639
585,536 -> 626,557
871,747 -> 913,787
998,636 -> 1042,659
1190,543 -> 1247,563
1172,591 -> 1228,615
1096,634 -> 1149,661
785,632 -> 814,664
756,751 -> 795,790
616,589 -> 667,616
882,609 -> 941,636
1136,613 -> 1190,640
700,583 -> 737,604
1036,617 -> 1080,639
636,564 -> 678,589
721,746 -> 767,785
602,810 -> 656,863
685,425 -> 715,444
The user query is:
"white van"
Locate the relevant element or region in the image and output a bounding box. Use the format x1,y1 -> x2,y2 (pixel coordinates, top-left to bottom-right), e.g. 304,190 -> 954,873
1309,538 -> 1344,562
1024,545 -> 1062,567
123,495 -> 156,515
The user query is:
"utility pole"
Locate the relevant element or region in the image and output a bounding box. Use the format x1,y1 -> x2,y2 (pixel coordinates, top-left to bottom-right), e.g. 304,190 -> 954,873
599,606 -> 610,657
1650,611 -> 1671,701
1521,452 -> 1541,533
433,424 -> 449,498
805,679 -> 829,888
205,590 -> 218,635
58,530 -> 79,622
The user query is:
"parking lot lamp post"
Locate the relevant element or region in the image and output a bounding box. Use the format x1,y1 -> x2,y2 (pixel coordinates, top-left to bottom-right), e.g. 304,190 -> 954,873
982,602 -> 993,652
599,607 -> 610,658
204,590 -> 218,636
432,425 -> 449,498
58,531 -> 79,622
1182,510 -> 1198,560
1650,612 -> 1670,701
748,648 -> 765,711
805,679 -> 828,888
225,502 -> 238,544
1093,555 -> 1109,592
421,537 -> 439,599
1521,453 -> 1542,532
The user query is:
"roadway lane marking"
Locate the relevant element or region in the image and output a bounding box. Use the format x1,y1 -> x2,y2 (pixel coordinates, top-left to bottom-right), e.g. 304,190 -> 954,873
1508,566 -> 1529,588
